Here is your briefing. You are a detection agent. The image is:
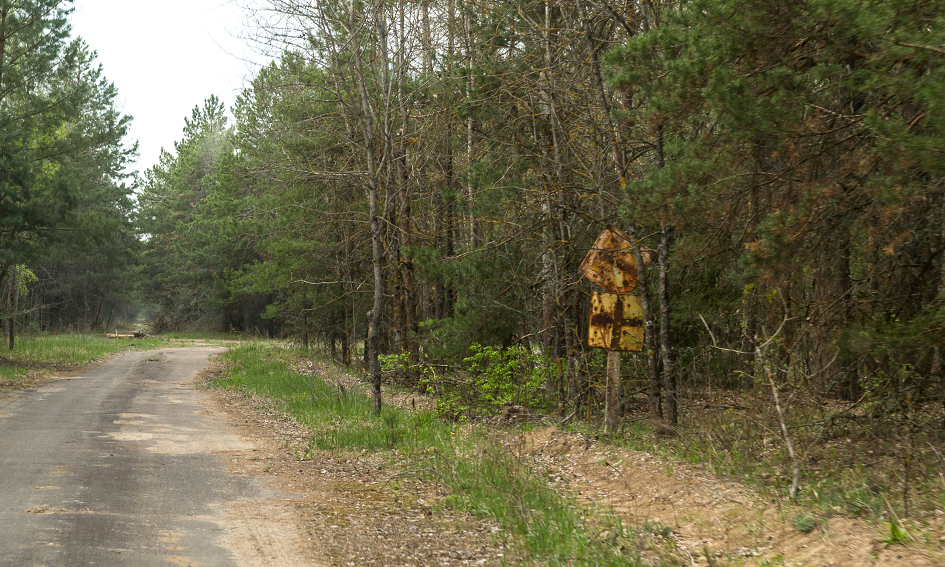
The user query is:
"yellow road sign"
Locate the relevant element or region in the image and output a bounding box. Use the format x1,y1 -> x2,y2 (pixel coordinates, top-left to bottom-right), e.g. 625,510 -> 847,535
587,291 -> 644,352
578,227 -> 652,294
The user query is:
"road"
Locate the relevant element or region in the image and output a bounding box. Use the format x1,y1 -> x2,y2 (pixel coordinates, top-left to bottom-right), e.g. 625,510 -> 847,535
0,346 -> 286,567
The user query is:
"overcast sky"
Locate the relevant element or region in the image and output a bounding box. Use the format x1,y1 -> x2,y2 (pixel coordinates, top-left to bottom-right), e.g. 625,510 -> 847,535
69,0 -> 265,177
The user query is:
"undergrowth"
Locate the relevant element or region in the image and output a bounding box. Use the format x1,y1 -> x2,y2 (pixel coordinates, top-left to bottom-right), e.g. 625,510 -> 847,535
601,387 -> 945,529
381,343 -> 557,420
214,343 -> 681,566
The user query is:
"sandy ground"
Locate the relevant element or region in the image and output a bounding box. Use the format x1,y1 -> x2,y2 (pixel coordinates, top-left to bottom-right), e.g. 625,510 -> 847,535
198,358 -> 945,567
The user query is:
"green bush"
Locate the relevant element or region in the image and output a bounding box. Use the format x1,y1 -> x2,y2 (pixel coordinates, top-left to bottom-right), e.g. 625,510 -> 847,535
382,343 -> 554,420
463,343 -> 547,408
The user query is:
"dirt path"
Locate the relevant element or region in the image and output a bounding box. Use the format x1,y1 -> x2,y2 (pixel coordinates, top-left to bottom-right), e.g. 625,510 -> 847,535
201,360 -> 945,567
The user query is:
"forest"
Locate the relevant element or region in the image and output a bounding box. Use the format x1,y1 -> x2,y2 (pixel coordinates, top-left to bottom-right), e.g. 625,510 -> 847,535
3,0 -> 945,518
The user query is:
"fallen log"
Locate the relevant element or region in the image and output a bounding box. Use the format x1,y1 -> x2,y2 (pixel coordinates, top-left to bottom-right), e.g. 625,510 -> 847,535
106,331 -> 148,339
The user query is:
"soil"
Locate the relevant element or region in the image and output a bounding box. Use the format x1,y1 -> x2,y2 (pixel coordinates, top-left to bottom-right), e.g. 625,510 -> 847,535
199,358 -> 945,567
510,428 -> 945,566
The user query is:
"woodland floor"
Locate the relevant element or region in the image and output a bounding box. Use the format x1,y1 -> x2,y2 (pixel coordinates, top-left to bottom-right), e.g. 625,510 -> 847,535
200,357 -> 945,567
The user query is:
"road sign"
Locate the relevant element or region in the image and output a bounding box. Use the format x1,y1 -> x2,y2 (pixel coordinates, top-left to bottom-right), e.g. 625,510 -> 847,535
587,291 -> 644,352
578,227 -> 653,294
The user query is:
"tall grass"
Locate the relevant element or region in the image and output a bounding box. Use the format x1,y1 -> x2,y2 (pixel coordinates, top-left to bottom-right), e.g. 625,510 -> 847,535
217,343 -> 454,453
0,333 -> 165,383
213,343 -> 677,566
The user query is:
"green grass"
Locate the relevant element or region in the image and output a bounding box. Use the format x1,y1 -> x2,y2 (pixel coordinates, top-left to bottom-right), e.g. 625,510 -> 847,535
791,513 -> 817,534
0,333 -> 166,383
881,517 -> 911,545
213,343 -> 680,566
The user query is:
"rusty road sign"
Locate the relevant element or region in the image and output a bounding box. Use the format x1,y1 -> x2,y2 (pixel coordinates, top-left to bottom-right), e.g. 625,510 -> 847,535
587,291 -> 644,352
578,227 -> 653,294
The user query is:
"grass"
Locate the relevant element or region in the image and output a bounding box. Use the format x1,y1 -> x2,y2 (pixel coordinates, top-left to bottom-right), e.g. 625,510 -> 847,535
0,333 -> 166,384
882,517 -> 911,545
791,513 -> 817,534
212,343 -> 682,566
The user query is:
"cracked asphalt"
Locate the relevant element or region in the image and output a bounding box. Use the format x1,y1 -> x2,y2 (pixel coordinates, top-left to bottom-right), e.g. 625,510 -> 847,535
0,347 -> 262,567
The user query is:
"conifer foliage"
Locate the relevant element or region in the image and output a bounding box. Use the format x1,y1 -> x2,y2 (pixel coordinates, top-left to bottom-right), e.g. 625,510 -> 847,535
141,0 -> 945,426
0,1 -> 137,339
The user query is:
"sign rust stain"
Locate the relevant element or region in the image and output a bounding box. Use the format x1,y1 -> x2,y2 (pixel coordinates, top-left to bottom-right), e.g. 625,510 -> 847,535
578,226 -> 653,294
587,292 -> 644,351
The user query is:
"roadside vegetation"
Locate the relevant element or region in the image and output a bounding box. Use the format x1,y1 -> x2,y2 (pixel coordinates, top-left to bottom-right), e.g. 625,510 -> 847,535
386,340 -> 945,535
214,342 -> 684,566
213,340 -> 945,562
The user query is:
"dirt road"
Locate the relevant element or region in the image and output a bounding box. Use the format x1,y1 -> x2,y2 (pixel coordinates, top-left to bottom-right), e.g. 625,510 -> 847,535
0,347 -> 308,567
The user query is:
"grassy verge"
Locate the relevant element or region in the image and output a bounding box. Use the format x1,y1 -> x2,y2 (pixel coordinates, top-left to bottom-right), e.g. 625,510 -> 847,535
0,333 -> 166,385
213,343 -> 681,566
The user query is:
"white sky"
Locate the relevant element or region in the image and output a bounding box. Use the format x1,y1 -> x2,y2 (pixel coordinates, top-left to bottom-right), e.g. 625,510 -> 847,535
69,0 -> 265,177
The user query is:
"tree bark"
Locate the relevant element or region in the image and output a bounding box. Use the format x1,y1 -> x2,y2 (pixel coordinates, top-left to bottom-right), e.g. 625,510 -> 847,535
464,7 -> 479,246
658,224 -> 677,425
345,0 -> 389,414
631,225 -> 661,420
396,2 -> 419,378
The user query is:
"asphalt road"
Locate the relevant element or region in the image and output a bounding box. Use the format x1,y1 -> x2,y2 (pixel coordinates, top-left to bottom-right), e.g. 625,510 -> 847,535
0,346 -> 262,567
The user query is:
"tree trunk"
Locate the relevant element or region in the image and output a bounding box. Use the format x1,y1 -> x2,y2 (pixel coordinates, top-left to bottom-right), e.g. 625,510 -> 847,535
631,225 -> 661,420
4,264 -> 20,350
742,185 -> 760,386
464,7 -> 479,246
342,331 -> 350,367
658,224 -> 677,426
302,310 -> 310,351
580,0 -> 625,177
346,0 -> 389,415
387,198 -> 405,382
541,188 -> 557,354
395,5 -> 419,378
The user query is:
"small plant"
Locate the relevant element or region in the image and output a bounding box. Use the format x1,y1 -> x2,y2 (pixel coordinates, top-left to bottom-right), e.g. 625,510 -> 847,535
379,352 -> 409,374
791,513 -> 817,533
381,410 -> 403,449
641,519 -> 672,539
881,517 -> 909,545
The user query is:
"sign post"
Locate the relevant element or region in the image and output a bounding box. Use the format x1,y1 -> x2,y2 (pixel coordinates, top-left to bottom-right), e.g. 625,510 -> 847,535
579,227 -> 651,432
